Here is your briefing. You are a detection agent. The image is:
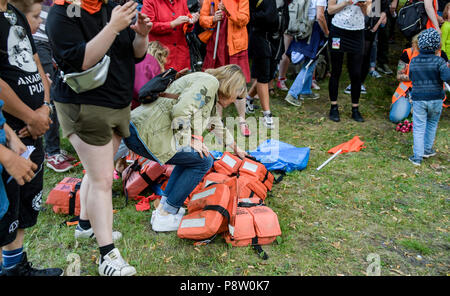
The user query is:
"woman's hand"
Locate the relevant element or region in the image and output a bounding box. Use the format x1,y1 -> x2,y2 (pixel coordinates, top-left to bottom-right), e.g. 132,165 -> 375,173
213,10 -> 224,22
131,12 -> 153,37
25,105 -> 52,139
232,143 -> 247,159
191,138 -> 209,159
108,1 -> 138,34
190,12 -> 200,24
171,15 -> 191,28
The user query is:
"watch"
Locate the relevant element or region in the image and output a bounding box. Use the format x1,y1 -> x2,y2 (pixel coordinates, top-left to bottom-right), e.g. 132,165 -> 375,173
43,101 -> 54,116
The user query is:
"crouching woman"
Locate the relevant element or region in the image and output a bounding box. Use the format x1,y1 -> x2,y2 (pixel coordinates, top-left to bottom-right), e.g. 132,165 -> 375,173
127,64 -> 248,232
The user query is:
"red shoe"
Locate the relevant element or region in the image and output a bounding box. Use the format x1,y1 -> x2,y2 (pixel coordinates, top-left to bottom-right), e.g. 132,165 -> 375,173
46,154 -> 74,173
60,150 -> 77,162
240,122 -> 251,137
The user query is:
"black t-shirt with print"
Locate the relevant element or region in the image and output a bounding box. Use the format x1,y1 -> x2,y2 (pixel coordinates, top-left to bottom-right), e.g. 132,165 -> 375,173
0,4 -> 44,132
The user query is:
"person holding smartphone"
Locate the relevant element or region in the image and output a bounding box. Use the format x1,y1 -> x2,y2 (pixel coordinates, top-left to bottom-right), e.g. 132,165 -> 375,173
327,0 -> 371,123
47,0 -> 152,276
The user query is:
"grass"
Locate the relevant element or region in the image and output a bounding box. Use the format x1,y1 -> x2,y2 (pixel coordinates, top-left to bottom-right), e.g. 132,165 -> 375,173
27,36 -> 449,276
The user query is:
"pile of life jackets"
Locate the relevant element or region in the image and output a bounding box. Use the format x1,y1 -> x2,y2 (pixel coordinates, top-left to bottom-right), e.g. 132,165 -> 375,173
46,177 -> 82,216
177,152 -> 282,259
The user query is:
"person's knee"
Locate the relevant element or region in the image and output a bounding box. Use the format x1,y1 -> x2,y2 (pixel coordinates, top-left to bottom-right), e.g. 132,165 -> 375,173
87,175 -> 113,193
201,155 -> 214,172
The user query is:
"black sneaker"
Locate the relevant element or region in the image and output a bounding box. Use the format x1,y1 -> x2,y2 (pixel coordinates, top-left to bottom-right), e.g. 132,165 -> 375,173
329,105 -> 340,122
351,108 -> 365,122
3,252 -> 63,276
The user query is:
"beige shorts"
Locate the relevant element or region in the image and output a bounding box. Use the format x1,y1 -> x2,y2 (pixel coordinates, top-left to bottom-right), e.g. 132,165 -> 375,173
54,102 -> 130,146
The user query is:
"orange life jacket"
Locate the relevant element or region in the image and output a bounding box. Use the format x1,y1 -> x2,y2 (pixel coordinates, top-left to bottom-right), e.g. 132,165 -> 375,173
238,157 -> 275,191
122,160 -> 166,201
392,48 -> 417,104
46,177 -> 82,216
213,152 -> 242,176
178,183 -> 232,240
223,205 -> 282,259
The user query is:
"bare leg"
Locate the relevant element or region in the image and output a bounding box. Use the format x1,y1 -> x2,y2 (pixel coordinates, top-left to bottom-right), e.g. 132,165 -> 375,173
69,134 -> 118,247
256,82 -> 270,112
3,229 -> 25,251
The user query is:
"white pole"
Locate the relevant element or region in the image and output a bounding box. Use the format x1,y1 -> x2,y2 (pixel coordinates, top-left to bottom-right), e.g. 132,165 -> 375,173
213,20 -> 221,60
316,149 -> 343,171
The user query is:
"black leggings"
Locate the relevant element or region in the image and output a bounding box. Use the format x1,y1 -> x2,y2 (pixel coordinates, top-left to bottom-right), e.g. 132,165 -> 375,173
328,50 -> 364,105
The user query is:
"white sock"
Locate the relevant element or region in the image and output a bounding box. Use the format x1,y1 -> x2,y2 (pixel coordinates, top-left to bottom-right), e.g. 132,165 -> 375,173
246,95 -> 253,101
263,110 -> 271,117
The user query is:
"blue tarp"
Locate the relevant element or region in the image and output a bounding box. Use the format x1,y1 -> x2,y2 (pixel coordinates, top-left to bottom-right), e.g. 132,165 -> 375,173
211,140 -> 310,173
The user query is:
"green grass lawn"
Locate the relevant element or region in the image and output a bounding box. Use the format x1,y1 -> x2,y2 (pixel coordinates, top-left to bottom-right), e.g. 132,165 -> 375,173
30,38 -> 449,276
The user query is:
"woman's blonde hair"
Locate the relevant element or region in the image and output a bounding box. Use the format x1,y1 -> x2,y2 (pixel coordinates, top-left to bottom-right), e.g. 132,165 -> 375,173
148,41 -> 169,72
205,64 -> 247,99
412,33 -> 420,50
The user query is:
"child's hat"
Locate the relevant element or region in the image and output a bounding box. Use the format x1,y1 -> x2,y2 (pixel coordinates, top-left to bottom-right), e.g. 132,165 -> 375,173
418,28 -> 441,52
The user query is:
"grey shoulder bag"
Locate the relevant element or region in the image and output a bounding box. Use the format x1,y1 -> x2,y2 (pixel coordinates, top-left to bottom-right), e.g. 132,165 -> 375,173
61,6 -> 111,94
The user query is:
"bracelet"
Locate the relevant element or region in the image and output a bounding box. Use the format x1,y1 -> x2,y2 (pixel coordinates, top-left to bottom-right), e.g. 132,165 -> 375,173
43,101 -> 54,115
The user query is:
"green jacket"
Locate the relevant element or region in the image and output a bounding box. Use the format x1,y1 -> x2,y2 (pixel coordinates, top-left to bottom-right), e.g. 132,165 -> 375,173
131,72 -> 234,164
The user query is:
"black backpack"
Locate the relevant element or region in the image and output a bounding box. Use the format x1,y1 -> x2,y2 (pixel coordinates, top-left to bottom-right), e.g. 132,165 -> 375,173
397,0 -> 428,38
138,68 -> 178,104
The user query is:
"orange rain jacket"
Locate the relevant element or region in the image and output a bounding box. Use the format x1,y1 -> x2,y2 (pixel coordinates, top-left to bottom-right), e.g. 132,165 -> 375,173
199,0 -> 250,56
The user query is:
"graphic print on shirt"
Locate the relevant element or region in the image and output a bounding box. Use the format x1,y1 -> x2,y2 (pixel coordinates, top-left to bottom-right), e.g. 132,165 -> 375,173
7,25 -> 37,73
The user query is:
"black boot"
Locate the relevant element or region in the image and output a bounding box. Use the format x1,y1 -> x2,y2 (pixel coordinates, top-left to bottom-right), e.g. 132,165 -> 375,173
329,104 -> 340,122
3,252 -> 63,276
352,107 -> 364,122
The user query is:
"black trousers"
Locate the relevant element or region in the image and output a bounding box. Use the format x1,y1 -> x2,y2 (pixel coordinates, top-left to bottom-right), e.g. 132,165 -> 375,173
328,51 -> 364,105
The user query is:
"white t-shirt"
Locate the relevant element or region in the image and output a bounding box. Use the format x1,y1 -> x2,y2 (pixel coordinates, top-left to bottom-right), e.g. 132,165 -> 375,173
308,0 -> 328,20
331,0 -> 365,30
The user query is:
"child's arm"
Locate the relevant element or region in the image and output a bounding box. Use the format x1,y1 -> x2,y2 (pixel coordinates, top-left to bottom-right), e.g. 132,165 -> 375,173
4,123 -> 26,155
439,59 -> 450,82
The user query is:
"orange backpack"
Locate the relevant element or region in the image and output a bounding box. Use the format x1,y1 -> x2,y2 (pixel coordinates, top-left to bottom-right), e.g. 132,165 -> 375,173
46,177 -> 82,216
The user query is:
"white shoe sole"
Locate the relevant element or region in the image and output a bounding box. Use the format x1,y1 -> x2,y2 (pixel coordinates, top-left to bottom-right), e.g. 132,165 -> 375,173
46,162 -> 73,173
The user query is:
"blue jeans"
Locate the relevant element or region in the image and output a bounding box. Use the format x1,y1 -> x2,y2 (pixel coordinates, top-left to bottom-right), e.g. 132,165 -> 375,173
411,100 -> 443,162
288,58 -> 318,98
389,96 -> 412,123
160,148 -> 213,214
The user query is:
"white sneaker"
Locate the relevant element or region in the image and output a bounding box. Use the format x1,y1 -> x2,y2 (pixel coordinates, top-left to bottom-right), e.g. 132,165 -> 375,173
151,207 -> 185,225
263,113 -> 275,130
344,84 -> 367,94
98,248 -> 136,276
312,80 -> 320,90
152,210 -> 183,232
75,225 -> 122,242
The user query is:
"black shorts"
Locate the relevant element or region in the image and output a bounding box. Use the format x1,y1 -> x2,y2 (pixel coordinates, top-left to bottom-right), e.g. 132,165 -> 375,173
251,57 -> 277,84
0,138 -> 44,247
